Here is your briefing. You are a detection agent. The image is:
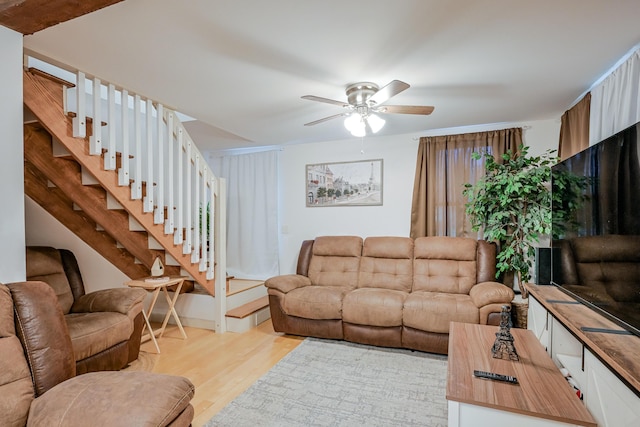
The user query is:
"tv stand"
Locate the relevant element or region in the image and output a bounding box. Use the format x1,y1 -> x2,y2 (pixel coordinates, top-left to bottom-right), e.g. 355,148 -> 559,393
527,284 -> 640,427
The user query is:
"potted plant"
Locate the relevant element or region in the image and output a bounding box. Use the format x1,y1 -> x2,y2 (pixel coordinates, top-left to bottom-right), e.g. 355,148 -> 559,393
463,144 -> 557,295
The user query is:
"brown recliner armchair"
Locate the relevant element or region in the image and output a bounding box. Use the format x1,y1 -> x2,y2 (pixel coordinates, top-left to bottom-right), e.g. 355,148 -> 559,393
0,281 -> 195,427
26,246 -> 147,373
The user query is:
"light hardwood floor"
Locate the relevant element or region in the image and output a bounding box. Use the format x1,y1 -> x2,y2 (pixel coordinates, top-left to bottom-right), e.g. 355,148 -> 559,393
137,320 -> 304,426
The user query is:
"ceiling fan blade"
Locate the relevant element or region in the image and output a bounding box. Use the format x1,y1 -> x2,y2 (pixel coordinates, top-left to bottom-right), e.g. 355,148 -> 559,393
304,112 -> 349,126
368,80 -> 410,106
302,95 -> 349,108
377,105 -> 435,115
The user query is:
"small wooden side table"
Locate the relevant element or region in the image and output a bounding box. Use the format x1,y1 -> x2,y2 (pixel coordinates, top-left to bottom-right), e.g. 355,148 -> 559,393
126,276 -> 188,353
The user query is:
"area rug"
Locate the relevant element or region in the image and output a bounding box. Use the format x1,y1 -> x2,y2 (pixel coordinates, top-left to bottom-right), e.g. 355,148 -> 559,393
205,337 -> 448,427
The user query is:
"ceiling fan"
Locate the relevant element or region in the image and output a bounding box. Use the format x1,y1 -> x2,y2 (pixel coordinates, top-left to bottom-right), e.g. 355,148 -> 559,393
302,80 -> 434,136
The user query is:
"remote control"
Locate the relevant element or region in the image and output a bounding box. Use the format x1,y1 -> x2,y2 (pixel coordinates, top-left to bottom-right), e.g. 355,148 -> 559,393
473,370 -> 518,384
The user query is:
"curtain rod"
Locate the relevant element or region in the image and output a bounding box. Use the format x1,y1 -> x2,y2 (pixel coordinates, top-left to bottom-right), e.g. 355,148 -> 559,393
412,125 -> 532,141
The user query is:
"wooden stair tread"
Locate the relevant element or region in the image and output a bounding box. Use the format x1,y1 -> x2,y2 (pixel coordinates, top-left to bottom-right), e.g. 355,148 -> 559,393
226,296 -> 269,319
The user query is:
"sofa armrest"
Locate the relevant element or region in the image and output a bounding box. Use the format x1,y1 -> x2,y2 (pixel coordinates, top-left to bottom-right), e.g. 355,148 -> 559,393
71,288 -> 147,317
469,281 -> 514,308
265,274 -> 311,294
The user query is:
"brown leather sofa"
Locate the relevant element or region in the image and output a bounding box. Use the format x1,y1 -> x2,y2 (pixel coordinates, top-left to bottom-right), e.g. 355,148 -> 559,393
0,281 -> 194,427
266,236 -> 515,354
26,246 -> 147,373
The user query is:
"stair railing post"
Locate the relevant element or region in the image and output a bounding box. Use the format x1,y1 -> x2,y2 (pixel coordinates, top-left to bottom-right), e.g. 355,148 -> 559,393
191,154 -> 201,264
207,176 -> 215,280
174,127 -> 184,244
132,94 -> 143,200
118,89 -> 130,186
164,110 -> 174,234
143,99 -> 154,213
89,77 -> 102,155
104,83 -> 117,170
183,137 -> 192,254
200,169 -> 208,272
154,103 -> 165,224
72,71 -> 86,138
214,177 -> 227,333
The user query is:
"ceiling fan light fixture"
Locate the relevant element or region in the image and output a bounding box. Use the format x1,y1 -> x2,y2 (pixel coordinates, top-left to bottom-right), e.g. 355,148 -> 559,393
344,113 -> 366,137
367,113 -> 385,133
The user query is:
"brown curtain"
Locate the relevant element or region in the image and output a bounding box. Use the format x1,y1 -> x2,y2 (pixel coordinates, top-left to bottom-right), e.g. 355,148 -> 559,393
559,92 -> 590,161
410,128 -> 522,238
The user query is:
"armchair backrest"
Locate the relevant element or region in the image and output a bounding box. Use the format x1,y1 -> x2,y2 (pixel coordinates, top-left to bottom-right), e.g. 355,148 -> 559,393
26,246 -> 86,314
307,236 -> 362,288
0,284 -> 34,426
358,237 -> 413,292
413,237 -> 488,294
1,281 -> 78,425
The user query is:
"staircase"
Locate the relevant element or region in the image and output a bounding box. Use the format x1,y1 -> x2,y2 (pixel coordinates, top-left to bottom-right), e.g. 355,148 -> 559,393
23,62 -> 230,332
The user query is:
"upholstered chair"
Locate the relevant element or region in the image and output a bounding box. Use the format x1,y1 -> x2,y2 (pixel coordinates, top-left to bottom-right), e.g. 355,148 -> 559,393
25,246 -> 147,373
0,281 -> 195,427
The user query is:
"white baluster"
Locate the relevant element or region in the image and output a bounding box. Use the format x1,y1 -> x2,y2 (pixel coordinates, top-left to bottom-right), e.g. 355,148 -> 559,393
63,85 -> 68,115
89,77 -> 102,155
143,99 -> 154,213
192,155 -> 201,264
104,84 -> 117,170
200,168 -> 208,272
73,71 -> 86,138
206,179 -> 224,280
118,89 -> 130,186
165,111 -> 175,235
174,127 -> 184,245
154,104 -> 165,224
183,137 -> 192,254
131,94 -> 143,200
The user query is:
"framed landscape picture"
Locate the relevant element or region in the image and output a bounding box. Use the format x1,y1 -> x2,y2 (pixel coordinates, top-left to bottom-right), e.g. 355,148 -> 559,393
306,159 -> 383,207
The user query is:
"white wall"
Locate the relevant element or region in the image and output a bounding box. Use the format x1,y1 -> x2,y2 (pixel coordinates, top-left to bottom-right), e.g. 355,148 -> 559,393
24,198 -> 130,292
0,26 -> 26,283
277,119 -> 560,274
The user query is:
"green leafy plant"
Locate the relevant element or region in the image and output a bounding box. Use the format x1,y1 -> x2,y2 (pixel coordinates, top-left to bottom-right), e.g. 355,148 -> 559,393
463,144 -> 557,288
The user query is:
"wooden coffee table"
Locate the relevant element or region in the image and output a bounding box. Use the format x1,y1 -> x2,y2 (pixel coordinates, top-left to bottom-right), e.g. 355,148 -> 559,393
446,322 -> 596,427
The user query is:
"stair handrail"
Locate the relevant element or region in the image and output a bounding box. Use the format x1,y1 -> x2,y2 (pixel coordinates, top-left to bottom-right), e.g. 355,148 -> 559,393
24,55 -> 227,311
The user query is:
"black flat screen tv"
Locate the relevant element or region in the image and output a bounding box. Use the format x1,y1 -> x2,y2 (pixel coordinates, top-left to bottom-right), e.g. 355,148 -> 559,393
551,121 -> 640,337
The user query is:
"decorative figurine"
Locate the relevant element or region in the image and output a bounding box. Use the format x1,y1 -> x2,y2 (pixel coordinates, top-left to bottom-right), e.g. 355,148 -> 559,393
492,305 -> 519,361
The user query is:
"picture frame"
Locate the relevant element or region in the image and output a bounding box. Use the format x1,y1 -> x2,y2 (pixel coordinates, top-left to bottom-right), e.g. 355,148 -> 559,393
306,159 -> 383,207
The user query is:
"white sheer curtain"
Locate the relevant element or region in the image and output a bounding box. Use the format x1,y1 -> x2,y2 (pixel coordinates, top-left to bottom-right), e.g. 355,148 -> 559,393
211,150 -> 279,280
590,49 -> 640,143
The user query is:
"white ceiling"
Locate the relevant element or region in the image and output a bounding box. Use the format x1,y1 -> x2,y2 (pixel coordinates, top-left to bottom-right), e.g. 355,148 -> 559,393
22,0 -> 640,152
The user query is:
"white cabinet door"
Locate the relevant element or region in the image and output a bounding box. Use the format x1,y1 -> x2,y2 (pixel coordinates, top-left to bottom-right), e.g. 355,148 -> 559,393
528,296 -> 551,352
584,350 -> 640,427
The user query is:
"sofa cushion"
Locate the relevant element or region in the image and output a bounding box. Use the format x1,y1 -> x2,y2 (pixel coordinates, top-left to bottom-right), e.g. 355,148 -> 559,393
413,237 -> 477,294
0,285 -> 34,427
26,247 -> 74,314
308,236 -> 362,288
403,291 -> 479,334
65,312 -> 133,362
283,286 -> 349,320
28,371 -> 195,427
358,237 -> 413,292
343,288 -> 407,327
